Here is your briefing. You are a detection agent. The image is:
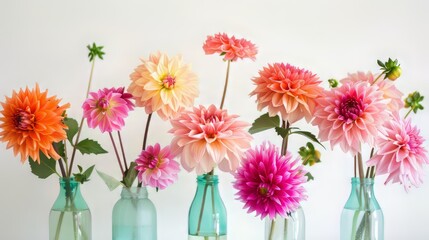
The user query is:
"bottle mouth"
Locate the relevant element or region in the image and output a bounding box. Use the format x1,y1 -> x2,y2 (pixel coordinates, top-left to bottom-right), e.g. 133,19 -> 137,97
351,177 -> 374,185
121,187 -> 149,198
197,174 -> 219,183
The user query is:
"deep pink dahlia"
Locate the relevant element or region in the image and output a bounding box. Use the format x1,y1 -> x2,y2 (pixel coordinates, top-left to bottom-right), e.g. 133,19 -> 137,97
100,87 -> 134,111
135,143 -> 180,190
234,142 -> 307,219
250,63 -> 324,124
312,81 -> 388,154
367,113 -> 429,191
203,33 -> 257,61
340,71 -> 403,112
169,104 -> 252,174
82,87 -> 133,133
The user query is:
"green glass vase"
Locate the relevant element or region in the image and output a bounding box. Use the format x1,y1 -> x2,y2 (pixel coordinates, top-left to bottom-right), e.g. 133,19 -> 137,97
265,206 -> 305,240
188,174 -> 227,240
340,177 -> 384,240
49,177 -> 91,240
112,187 -> 157,240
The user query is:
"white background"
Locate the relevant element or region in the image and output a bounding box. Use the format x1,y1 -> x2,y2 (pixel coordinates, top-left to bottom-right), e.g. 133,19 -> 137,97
1,0 -> 429,239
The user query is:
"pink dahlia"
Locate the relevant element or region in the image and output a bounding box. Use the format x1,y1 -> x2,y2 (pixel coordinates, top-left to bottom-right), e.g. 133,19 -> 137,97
234,142 -> 307,219
100,87 -> 134,111
367,113 -> 429,191
82,87 -> 133,133
203,33 -> 257,61
312,81 -> 388,154
128,52 -> 199,120
340,71 -> 403,112
169,104 -> 252,174
135,143 -> 180,190
250,63 -> 324,124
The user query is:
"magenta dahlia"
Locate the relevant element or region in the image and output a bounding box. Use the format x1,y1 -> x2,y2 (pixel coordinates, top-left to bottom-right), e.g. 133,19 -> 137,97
234,142 -> 307,219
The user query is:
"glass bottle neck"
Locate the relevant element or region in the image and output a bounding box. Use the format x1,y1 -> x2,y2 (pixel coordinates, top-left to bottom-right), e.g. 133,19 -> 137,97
196,174 -> 220,193
120,187 -> 149,199
344,177 -> 381,211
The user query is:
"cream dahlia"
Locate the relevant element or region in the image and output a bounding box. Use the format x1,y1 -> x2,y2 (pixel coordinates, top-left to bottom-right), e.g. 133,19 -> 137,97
312,81 -> 388,154
250,63 -> 324,124
128,52 -> 199,120
169,104 -> 252,174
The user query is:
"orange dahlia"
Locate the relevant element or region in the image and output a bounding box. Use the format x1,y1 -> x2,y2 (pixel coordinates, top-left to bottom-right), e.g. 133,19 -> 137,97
0,84 -> 70,163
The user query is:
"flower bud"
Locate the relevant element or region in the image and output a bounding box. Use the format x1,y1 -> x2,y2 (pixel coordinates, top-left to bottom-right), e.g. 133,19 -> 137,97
386,66 -> 402,81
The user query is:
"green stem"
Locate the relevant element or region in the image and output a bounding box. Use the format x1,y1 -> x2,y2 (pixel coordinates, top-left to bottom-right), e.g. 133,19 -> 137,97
54,211 -> 65,240
281,121 -> 290,155
196,181 -> 208,236
283,218 -> 288,239
117,131 -> 128,171
68,59 -> 96,177
371,73 -> 384,86
141,113 -> 153,151
109,132 -> 125,177
219,60 -> 231,110
268,219 -> 276,240
404,108 -> 413,119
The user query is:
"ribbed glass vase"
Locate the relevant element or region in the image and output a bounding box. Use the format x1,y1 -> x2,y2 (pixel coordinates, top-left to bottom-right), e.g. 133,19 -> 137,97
264,206 -> 305,240
340,177 -> 384,240
188,174 -> 227,240
49,177 -> 91,240
112,187 -> 157,240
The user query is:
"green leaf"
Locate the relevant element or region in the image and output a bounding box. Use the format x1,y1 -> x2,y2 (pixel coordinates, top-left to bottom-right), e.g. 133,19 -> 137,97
123,162 -> 138,188
96,170 -> 123,191
305,172 -> 315,181
29,153 -> 58,179
275,126 -> 299,138
64,118 -> 79,144
249,113 -> 280,134
290,131 -> 325,149
377,60 -> 385,68
78,165 -> 83,173
74,165 -> 95,184
76,139 -> 108,155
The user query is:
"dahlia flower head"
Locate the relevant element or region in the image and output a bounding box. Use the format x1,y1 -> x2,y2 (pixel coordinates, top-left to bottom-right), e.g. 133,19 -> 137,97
82,87 -> 134,133
367,113 -> 429,191
340,71 -> 404,112
234,142 -> 307,220
250,63 -> 324,124
169,104 -> 252,174
135,143 -> 180,190
0,84 -> 70,163
203,33 -> 258,61
128,52 -> 199,120
312,81 -> 388,154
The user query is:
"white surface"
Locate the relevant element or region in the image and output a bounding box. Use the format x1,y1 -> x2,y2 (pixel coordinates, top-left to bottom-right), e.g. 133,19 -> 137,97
1,0 -> 429,239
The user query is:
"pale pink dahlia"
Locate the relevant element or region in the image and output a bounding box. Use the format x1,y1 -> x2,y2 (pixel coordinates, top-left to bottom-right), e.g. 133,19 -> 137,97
367,113 -> 429,191
169,104 -> 252,174
128,52 -> 199,120
250,63 -> 324,124
203,33 -> 257,61
82,87 -> 133,133
341,71 -> 403,112
135,143 -> 180,190
234,142 -> 307,219
312,81 -> 388,154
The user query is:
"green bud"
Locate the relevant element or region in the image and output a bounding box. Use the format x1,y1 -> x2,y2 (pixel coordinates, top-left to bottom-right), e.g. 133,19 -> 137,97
328,79 -> 338,88
404,91 -> 424,114
298,142 -> 321,166
386,66 -> 402,81
378,58 -> 401,81
87,43 -> 105,62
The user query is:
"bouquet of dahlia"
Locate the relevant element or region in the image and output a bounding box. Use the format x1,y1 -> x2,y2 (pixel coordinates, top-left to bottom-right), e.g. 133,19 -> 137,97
311,59 -> 428,240
234,62 -> 325,240
0,43 -> 108,240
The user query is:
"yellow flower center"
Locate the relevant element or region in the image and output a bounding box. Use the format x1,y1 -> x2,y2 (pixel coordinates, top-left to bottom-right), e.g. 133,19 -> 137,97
162,75 -> 176,89
259,187 -> 268,196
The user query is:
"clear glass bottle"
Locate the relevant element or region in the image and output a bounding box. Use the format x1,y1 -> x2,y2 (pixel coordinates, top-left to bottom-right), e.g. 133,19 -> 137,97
340,177 -> 384,240
188,174 -> 227,240
112,187 -> 157,240
265,206 -> 305,240
49,177 -> 91,240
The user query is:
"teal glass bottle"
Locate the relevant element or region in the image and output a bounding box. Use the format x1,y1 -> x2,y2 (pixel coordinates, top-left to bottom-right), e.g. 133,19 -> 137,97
112,187 -> 157,240
188,174 -> 227,240
265,206 -> 305,240
340,177 -> 384,240
49,177 -> 91,240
